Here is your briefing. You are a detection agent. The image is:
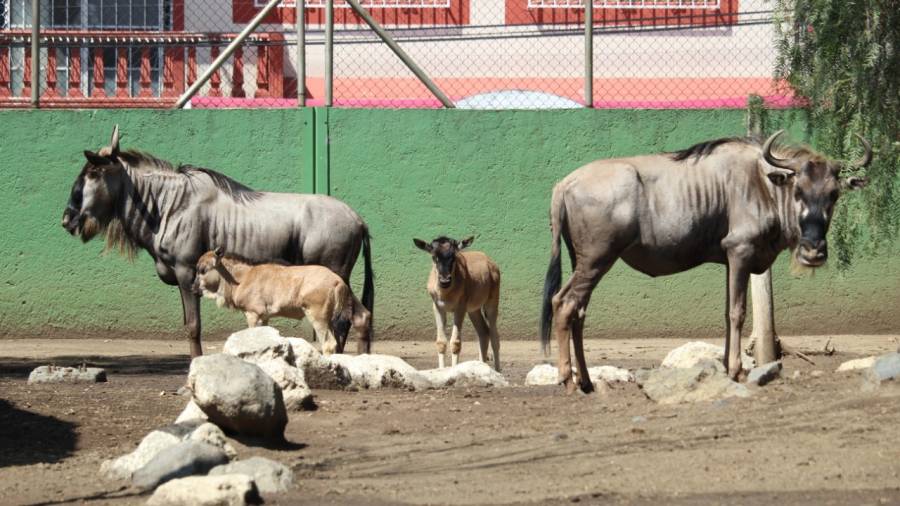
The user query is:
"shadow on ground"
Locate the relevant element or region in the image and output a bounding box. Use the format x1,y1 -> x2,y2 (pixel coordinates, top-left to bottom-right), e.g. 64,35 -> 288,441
0,399 -> 77,468
0,354 -> 190,379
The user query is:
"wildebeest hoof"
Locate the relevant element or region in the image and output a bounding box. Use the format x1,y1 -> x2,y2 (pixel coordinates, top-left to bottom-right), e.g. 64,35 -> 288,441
579,380 -> 595,394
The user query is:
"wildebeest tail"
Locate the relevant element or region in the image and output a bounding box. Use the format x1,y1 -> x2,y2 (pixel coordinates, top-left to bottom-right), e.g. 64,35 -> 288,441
331,285 -> 354,354
361,227 -> 374,341
540,192 -> 567,356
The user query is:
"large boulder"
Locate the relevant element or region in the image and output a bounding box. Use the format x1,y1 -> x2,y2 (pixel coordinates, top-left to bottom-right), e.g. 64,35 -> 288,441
327,354 -> 431,390
256,359 -> 315,411
209,457 -> 294,494
419,361 -> 509,388
100,421 -> 234,480
28,365 -> 106,384
188,354 -> 288,441
286,337 -> 352,390
132,441 -> 230,490
638,361 -> 751,404
524,364 -> 633,386
661,341 -> 755,372
862,352 -> 900,391
223,326 -> 295,365
146,474 -> 262,506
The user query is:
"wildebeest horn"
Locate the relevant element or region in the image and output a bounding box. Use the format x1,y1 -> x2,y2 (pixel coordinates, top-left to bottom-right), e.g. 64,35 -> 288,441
110,124 -> 120,155
762,130 -> 795,171
851,133 -> 872,168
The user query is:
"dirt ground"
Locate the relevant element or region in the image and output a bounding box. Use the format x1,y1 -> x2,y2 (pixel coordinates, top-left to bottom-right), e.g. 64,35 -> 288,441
1,335 -> 899,506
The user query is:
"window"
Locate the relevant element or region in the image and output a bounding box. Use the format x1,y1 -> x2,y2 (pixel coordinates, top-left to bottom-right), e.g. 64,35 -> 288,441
2,0 -> 169,29
527,0 -> 720,8
254,0 -> 451,7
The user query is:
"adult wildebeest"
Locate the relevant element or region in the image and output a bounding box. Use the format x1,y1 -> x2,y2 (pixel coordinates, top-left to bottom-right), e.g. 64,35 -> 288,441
62,125 -> 374,358
413,236 -> 502,370
195,248 -> 371,354
541,131 -> 871,393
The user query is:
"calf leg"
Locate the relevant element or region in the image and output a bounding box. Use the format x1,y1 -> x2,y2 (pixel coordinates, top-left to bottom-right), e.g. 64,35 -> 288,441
468,310 -> 490,363
432,303 -> 449,368
449,310 -> 466,367
245,312 -> 263,327
725,254 -> 751,380
484,302 -> 501,372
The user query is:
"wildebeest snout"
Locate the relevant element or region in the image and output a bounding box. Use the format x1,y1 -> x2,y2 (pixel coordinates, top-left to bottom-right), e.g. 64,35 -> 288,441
62,207 -> 81,234
438,275 -> 452,288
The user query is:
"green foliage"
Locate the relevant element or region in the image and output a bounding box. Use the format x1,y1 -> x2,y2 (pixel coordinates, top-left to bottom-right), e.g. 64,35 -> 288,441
774,0 -> 900,268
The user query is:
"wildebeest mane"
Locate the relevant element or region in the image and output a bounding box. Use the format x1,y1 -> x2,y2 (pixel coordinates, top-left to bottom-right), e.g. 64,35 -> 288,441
116,150 -> 262,204
669,137 -> 750,162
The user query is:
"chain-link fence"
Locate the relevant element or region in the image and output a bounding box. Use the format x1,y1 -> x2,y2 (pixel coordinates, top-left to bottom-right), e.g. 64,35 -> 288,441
0,0 -> 786,109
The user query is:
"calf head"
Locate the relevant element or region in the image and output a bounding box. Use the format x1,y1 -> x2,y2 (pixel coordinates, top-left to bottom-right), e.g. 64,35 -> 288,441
63,125 -> 125,242
761,130 -> 871,267
413,236 -> 474,288
194,247 -> 234,302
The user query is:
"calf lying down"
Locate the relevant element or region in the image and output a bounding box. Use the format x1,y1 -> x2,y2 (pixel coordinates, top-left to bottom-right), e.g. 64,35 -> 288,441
195,248 -> 371,354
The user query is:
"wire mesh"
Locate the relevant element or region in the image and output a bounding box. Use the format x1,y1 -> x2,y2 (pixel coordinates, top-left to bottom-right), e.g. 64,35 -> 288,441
0,0 -> 786,109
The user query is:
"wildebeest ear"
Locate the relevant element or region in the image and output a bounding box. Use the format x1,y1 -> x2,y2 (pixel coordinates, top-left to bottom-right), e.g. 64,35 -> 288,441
842,176 -> 868,190
766,168 -> 795,187
458,236 -> 475,249
83,150 -> 109,167
413,238 -> 432,253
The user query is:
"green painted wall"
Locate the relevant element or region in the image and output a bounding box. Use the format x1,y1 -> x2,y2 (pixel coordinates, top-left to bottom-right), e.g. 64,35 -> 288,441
0,108 -> 897,343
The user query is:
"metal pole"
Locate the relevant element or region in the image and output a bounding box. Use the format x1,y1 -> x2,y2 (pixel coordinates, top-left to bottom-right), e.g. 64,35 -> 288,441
584,0 -> 593,108
175,0 -> 284,109
30,0 -> 40,108
344,0 -> 454,108
325,0 -> 333,107
297,0 -> 306,107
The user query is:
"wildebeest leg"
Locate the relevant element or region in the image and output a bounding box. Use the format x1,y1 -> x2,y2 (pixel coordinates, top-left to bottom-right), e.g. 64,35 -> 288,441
725,255 -> 751,380
432,302 -> 449,368
468,310 -> 490,364
178,285 -> 202,358
554,261 -> 612,394
484,300 -> 501,372
450,310 -> 466,367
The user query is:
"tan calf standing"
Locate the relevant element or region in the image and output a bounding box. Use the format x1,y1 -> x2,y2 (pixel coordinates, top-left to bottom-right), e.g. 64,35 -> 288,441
194,248 -> 371,355
413,236 -> 501,370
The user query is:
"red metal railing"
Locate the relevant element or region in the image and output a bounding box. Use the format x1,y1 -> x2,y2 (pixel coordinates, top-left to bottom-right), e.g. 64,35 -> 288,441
0,30 -> 286,108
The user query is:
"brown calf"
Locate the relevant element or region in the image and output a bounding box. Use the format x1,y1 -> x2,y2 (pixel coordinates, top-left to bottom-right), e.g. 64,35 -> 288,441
195,248 -> 371,355
413,236 -> 501,370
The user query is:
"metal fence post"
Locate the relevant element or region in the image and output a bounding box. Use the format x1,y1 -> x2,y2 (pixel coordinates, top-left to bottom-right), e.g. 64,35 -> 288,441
584,0 -> 593,108
325,0 -> 333,107
30,0 -> 40,108
344,0 -> 454,108
175,0 -> 284,109
297,0 -> 306,107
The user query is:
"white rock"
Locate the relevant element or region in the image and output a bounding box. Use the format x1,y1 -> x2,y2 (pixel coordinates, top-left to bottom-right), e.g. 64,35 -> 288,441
837,356 -> 877,372
286,337 -> 352,390
101,421 -> 236,481
101,430 -> 181,480
146,474 -> 261,506
256,359 -> 315,411
327,354 -> 431,390
28,365 -> 107,384
223,326 -> 295,365
209,457 -> 294,494
419,361 -> 509,388
525,364 -> 633,386
661,341 -> 754,372
188,354 -> 288,441
175,399 -> 209,424
639,362 -> 751,404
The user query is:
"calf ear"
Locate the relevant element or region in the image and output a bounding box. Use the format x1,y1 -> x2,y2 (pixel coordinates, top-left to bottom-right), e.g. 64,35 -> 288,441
412,238 -> 432,253
83,150 -> 109,168
214,246 -> 225,258
766,168 -> 795,186
458,236 -> 475,249
841,176 -> 868,190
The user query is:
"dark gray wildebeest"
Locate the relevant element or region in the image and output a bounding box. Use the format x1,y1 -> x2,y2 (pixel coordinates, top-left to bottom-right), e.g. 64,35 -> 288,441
541,131 -> 872,393
413,236 -> 501,371
62,125 -> 374,358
